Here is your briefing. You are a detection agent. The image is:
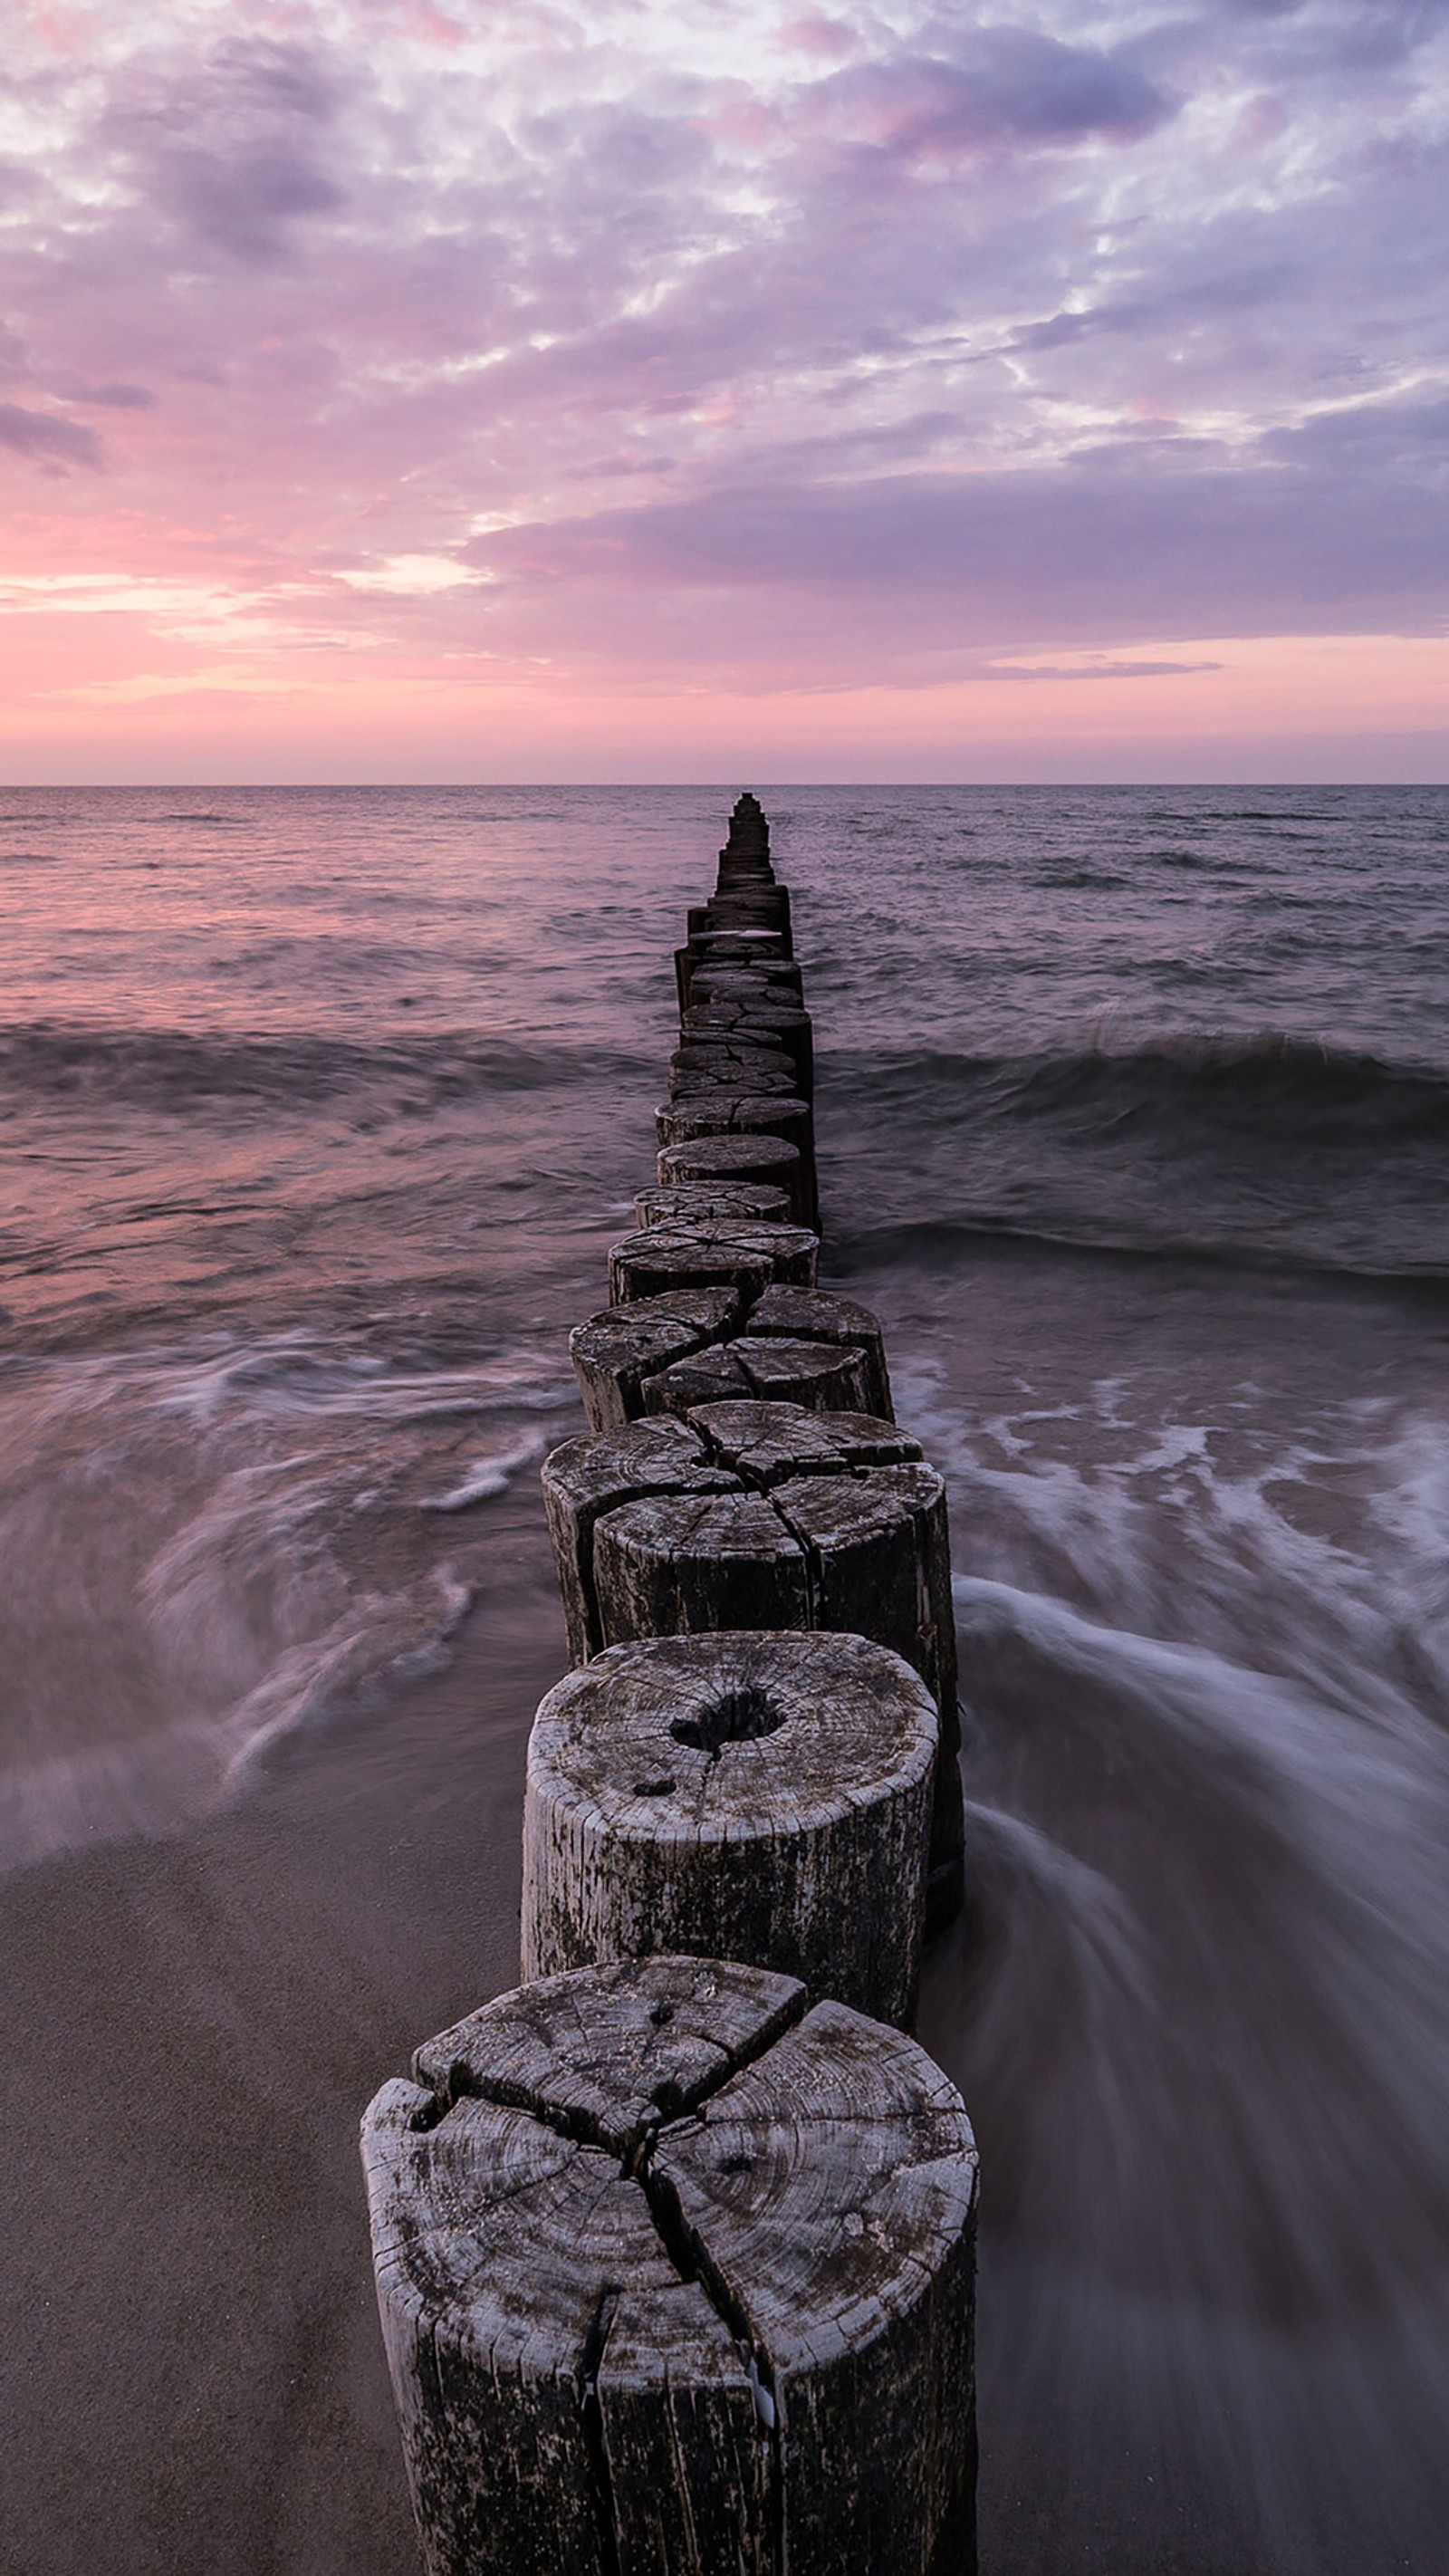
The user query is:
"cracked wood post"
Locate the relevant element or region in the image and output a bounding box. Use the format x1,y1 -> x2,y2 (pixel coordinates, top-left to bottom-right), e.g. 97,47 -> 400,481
633,1180 -> 792,1228
361,1955 -> 978,2576
680,1004 -> 813,1100
658,1133 -> 809,1226
656,1093 -> 813,1160
573,1314 -> 889,1432
669,1044 -> 799,1094
542,1404 -> 925,1658
608,1220 -> 819,1303
639,1333 -> 880,1420
689,958 -> 802,995
544,1436 -> 964,1932
569,1288 -> 741,1435
744,1283 -> 893,1419
522,1629 -> 936,2027
688,964 -> 803,1008
779,1463 -> 965,1932
570,1291 -> 886,1434
541,1418 -> 733,1663
675,944 -> 802,1014
659,1118 -> 819,1235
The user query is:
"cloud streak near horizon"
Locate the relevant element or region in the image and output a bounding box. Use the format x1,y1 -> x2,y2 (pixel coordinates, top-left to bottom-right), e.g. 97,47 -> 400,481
1,0 -> 1445,773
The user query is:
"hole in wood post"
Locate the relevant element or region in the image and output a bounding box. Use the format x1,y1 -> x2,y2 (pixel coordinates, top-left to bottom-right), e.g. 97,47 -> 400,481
632,1775 -> 677,1797
671,1685 -> 785,1754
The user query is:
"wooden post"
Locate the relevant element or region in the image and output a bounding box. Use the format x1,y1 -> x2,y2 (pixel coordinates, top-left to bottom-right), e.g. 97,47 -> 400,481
608,1219 -> 819,1303
632,1180 -> 792,1227
676,945 -> 801,1013
361,1955 -> 977,2576
543,1419 -> 964,1925
669,1044 -> 798,1093
569,1288 -> 741,1434
681,1005 -> 813,1097
655,1094 -> 813,1157
521,1630 -> 936,2027
541,1418 -> 730,1661
640,1332 -> 881,1419
745,1283 -> 894,1420
595,1487 -> 815,1637
690,963 -> 803,1002
658,1133 -> 809,1225
570,1303 -> 891,1434
686,1397 -> 922,1482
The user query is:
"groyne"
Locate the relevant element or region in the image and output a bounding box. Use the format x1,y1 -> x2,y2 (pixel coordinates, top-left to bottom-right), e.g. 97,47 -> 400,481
361,794 -> 978,2573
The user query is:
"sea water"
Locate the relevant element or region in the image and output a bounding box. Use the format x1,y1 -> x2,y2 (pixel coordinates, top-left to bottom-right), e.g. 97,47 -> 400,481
3,783 -> 1447,2572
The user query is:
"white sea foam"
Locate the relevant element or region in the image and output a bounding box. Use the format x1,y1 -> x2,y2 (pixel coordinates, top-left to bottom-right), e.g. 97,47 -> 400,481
0,1331 -> 577,1872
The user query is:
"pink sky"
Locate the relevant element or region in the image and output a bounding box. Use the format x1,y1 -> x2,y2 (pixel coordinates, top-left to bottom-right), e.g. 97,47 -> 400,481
2,0 -> 1445,781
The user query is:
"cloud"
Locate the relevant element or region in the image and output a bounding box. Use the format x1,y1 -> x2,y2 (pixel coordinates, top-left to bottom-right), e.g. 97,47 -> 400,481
101,37 -> 347,266
0,403 -> 102,470
63,383 -> 157,409
0,0 -> 1444,748
466,386 -> 1449,647
801,30 -> 1176,165
987,656 -> 1226,678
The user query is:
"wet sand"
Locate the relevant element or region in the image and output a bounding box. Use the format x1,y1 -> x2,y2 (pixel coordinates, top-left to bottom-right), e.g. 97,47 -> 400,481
0,1487 -> 559,2576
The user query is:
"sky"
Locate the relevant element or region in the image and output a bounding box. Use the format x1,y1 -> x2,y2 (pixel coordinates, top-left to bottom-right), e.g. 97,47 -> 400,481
1,0 -> 1445,781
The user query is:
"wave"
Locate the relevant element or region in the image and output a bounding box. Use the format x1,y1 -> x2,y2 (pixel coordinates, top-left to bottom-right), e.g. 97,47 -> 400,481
831,1032 -> 1449,1151
835,1209 -> 1449,1293
0,1021 -> 653,1113
820,1033 -> 1449,1283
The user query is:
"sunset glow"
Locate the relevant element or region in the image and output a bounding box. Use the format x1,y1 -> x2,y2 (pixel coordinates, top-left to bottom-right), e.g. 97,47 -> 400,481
3,0 -> 1445,779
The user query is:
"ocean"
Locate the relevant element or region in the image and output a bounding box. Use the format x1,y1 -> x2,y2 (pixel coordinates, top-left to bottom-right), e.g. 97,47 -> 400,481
3,783 -> 1448,2573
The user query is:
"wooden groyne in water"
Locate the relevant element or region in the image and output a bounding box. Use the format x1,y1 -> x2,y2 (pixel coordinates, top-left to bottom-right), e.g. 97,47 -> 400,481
361,795 -> 979,2575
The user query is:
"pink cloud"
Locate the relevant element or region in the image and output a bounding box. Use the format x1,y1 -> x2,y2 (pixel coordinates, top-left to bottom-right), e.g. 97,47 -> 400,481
0,0 -> 1443,774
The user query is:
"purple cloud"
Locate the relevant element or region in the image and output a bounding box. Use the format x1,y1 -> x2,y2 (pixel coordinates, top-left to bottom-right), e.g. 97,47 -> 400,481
0,403 -> 101,470
467,386 -> 1449,646
63,383 -> 157,409
803,30 -> 1175,165
0,0 -> 1443,718
101,40 -> 346,266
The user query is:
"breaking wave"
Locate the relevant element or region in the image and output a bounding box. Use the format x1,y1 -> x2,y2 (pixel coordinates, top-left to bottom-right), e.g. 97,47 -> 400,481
844,1033 -> 1449,1148
824,1033 -> 1449,1281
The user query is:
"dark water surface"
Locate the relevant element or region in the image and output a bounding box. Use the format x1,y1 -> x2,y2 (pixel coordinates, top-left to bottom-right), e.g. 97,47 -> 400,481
3,785 -> 1448,2573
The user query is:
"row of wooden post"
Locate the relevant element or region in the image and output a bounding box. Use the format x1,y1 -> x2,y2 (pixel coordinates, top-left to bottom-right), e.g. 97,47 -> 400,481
361,797 -> 980,2574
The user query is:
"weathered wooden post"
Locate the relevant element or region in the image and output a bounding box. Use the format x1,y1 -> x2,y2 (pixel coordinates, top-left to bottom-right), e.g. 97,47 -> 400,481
541,1417 -> 732,1663
656,1094 -> 813,1157
568,1289 -> 741,1433
744,1283 -> 893,1417
632,1178 -> 792,1227
607,1219 -> 820,1303
669,1043 -> 799,1093
361,1955 -> 978,2576
542,1419 -> 964,1927
635,1330 -> 883,1418
567,1289 -> 894,1432
521,1629 -> 937,2026
658,1131 -> 809,1221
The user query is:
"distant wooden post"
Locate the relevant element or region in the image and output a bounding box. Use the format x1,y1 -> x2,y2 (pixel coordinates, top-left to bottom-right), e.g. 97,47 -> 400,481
655,1094 -> 813,1158
658,1133 -> 810,1224
607,1219 -> 819,1304
361,1956 -> 977,2576
632,1179 -> 792,1228
522,1629 -> 937,2027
